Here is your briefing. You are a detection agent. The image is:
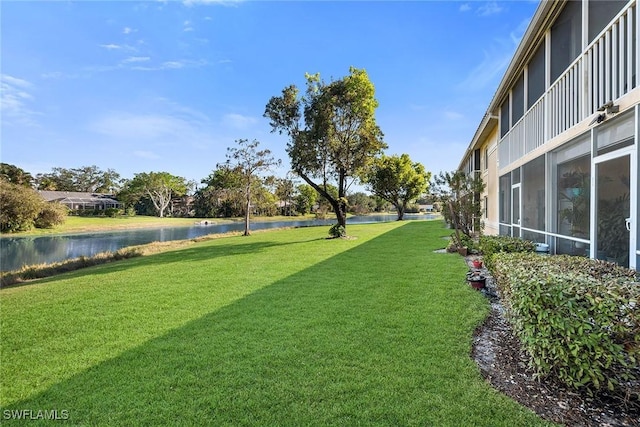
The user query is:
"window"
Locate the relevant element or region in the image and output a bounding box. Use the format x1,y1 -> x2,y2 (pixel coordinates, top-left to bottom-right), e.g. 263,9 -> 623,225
512,73 -> 525,123
484,196 -> 488,218
499,174 -> 511,226
553,136 -> 591,250
511,167 -> 521,185
551,0 -> 582,82
521,155 -> 545,232
484,147 -> 489,170
589,0 -> 626,42
500,98 -> 510,138
527,43 -> 545,108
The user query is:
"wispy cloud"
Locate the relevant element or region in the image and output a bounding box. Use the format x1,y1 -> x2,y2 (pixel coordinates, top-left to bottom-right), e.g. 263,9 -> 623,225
183,20 -> 194,32
222,113 -> 257,130
90,113 -> 193,141
457,48 -> 512,91
183,0 -> 243,6
133,150 -> 160,159
510,18 -> 531,45
478,1 -> 503,17
443,110 -> 464,121
88,100 -> 217,152
0,74 -> 40,127
99,43 -> 136,51
163,61 -> 185,69
123,56 -> 151,63
459,3 -> 471,12
457,17 -> 529,91
131,61 -> 202,71
41,71 -> 84,80
123,27 -> 137,34
100,43 -> 123,50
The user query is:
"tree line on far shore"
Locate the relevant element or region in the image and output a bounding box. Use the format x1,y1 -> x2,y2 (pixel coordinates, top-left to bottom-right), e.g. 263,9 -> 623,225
0,158 -> 435,234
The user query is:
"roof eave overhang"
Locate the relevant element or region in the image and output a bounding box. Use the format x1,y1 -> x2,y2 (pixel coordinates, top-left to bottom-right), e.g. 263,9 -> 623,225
458,0 -> 564,171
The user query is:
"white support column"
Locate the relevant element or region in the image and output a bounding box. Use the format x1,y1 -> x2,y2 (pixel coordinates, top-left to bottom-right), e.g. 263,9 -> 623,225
633,3 -> 638,93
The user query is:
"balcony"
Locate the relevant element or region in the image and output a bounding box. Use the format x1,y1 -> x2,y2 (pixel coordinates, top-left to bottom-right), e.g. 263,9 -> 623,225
499,0 -> 637,167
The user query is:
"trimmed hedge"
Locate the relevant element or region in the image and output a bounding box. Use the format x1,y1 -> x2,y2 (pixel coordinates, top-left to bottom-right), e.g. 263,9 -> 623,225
492,252 -> 639,398
479,235 -> 536,270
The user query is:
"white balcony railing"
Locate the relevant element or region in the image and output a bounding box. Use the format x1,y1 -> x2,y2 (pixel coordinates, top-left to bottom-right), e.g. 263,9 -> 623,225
499,0 -> 637,167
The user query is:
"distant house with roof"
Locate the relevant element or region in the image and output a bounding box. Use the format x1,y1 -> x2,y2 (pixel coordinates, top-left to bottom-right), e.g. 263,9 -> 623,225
38,191 -> 122,211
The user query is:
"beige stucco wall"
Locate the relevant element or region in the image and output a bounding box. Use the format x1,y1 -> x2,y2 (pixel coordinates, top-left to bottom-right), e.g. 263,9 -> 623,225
482,126 -> 499,235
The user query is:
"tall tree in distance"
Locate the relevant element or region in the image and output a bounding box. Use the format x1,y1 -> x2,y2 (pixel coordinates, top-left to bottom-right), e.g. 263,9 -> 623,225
0,163 -> 33,188
295,184 -> 317,215
366,154 -> 430,220
35,165 -> 122,193
193,166 -> 244,218
274,174 -> 296,216
123,172 -> 189,218
221,139 -> 281,236
265,67 -> 386,236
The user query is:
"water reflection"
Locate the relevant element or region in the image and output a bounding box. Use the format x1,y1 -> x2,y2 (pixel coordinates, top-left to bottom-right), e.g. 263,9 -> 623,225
0,215 -> 434,272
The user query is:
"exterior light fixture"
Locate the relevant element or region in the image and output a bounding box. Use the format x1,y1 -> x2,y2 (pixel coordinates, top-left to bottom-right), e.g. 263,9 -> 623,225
597,101 -> 620,114
590,101 -> 619,126
589,113 -> 606,125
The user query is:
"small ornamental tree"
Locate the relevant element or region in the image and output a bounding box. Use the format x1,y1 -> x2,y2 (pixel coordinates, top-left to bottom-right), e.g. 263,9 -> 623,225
432,170 -> 486,246
221,139 -> 281,236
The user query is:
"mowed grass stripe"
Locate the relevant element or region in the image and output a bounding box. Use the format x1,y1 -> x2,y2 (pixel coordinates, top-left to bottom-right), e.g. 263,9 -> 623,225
1,221 -> 553,426
1,223 -> 381,405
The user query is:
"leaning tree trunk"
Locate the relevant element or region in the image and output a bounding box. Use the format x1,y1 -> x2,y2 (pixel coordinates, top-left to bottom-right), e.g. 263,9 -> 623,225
395,202 -> 405,221
296,171 -> 347,230
336,170 -> 347,229
327,197 -> 347,228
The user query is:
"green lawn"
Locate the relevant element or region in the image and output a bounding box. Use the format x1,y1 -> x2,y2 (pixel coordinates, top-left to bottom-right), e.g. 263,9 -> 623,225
0,221 -> 554,426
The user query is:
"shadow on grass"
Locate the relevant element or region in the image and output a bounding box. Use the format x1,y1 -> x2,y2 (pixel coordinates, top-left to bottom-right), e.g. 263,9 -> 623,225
2,222 -> 548,426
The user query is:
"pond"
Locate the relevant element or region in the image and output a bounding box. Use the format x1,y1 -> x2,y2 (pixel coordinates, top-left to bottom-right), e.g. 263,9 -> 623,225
0,214 -> 435,272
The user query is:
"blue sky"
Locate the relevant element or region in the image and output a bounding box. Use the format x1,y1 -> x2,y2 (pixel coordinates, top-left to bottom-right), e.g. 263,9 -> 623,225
1,0 -> 539,188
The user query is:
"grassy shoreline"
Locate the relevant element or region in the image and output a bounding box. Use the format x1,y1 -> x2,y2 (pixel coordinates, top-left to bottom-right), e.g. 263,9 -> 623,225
0,221 -> 552,425
0,214 -> 320,237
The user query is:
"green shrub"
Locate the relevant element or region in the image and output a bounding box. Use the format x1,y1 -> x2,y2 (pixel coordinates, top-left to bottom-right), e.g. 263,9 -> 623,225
0,181 -> 43,232
35,202 -> 68,229
104,208 -> 122,218
479,235 -> 535,270
328,224 -> 346,238
493,252 -> 639,398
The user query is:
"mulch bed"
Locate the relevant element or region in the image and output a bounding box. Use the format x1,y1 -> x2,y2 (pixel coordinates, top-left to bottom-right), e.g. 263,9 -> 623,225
467,257 -> 640,427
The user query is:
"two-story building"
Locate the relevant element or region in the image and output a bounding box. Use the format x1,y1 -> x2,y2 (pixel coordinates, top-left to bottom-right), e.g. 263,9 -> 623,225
459,0 -> 639,269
